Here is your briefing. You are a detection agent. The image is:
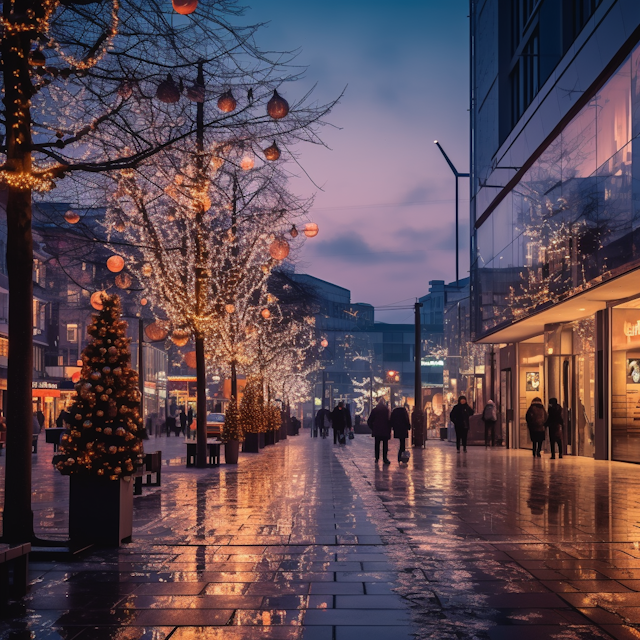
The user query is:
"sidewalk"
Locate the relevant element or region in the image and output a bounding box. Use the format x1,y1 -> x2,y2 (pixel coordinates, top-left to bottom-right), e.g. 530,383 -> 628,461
2,434 -> 640,638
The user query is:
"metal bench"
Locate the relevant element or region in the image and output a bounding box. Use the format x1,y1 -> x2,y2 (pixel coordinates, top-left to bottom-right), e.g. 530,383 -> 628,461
133,451 -> 162,495
0,543 -> 31,606
185,440 -> 220,467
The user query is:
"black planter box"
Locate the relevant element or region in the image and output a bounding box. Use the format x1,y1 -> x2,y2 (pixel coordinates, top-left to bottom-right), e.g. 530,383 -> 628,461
69,475 -> 133,547
244,432 -> 260,453
259,433 -> 265,449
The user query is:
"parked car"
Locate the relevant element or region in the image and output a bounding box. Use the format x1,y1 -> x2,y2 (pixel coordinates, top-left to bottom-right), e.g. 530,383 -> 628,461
206,413 -> 225,439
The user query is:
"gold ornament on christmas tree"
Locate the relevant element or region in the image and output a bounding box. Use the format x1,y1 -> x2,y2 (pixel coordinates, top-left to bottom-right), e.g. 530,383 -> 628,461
53,294 -> 144,480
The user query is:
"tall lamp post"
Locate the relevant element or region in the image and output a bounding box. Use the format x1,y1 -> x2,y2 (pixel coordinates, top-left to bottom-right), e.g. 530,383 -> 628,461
434,141 -> 470,284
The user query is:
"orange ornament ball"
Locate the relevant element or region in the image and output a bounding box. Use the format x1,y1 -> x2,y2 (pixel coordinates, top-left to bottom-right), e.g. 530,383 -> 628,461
261,309 -> 271,319
269,238 -> 290,261
171,329 -> 190,347
263,141 -> 281,161
71,371 -> 81,383
145,322 -> 168,342
225,304 -> 235,314
217,90 -> 236,113
106,255 -> 125,273
172,0 -> 198,15
304,222 -> 319,238
240,155 -> 254,171
267,89 -> 289,119
184,351 -> 197,369
64,210 -> 80,224
140,298 -> 148,306
90,291 -> 106,310
115,273 -> 132,289
321,339 -> 328,348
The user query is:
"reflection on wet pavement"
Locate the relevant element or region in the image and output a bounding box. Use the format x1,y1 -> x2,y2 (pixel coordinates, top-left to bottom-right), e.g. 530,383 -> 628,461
4,434 -> 640,637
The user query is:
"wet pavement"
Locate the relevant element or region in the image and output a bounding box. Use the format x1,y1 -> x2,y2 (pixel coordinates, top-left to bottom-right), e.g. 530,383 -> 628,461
3,433 -> 640,638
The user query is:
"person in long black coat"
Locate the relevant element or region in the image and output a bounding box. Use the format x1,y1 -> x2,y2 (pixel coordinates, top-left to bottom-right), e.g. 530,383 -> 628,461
526,397 -> 547,458
546,398 -> 563,459
390,406 -> 411,462
450,395 -> 474,453
331,402 -> 349,444
368,398 -> 391,464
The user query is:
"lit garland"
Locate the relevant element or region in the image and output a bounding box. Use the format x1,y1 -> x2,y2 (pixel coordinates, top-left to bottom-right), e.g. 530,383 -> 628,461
239,377 -> 266,434
53,294 -> 144,479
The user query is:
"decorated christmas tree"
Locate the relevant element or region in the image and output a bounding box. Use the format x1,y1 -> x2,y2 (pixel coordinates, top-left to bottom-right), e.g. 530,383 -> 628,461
239,377 -> 266,434
222,396 -> 243,443
53,294 -> 144,479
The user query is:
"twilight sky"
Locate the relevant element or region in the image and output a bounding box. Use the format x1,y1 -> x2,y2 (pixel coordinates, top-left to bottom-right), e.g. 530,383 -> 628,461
245,0 -> 470,323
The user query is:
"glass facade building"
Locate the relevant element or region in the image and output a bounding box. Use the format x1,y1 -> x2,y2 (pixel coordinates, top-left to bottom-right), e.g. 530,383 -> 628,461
471,0 -> 640,462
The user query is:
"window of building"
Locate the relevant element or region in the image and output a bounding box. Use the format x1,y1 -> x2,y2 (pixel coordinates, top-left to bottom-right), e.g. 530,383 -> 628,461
33,345 -> 44,374
67,285 -> 80,304
0,337 -> 8,358
32,300 -> 46,335
572,0 -> 603,40
0,293 -> 8,324
511,28 -> 540,127
66,323 -> 78,343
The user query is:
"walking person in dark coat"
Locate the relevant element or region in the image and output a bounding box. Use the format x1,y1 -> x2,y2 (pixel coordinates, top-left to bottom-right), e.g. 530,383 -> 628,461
546,398 -> 563,459
331,402 -> 349,445
179,409 -> 188,436
482,400 -> 498,447
450,395 -> 473,453
526,397 -> 547,458
390,405 -> 411,462
368,398 -> 391,464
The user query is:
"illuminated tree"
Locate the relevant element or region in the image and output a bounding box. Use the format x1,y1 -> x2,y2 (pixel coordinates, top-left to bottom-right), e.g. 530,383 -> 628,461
1,0 -> 337,541
53,294 -> 143,478
239,377 -> 266,435
221,396 -> 242,443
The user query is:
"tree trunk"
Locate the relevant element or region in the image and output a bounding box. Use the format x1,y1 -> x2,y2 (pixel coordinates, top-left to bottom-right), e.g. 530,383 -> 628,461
2,11 -> 35,543
231,360 -> 237,399
195,335 -> 207,467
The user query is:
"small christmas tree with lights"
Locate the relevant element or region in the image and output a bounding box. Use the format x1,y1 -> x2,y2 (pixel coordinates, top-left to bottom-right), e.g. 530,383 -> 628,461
222,396 -> 243,443
266,402 -> 282,432
240,377 -> 266,434
54,294 -> 144,479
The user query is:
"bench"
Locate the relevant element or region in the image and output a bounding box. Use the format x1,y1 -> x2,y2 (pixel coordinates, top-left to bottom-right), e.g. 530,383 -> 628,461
185,440 -> 220,468
45,427 -> 67,452
133,451 -> 162,496
0,543 -> 31,606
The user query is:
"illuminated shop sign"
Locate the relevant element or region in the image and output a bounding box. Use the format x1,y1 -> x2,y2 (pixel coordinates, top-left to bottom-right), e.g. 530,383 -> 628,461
421,359 -> 444,366
32,381 -> 58,390
624,321 -> 640,337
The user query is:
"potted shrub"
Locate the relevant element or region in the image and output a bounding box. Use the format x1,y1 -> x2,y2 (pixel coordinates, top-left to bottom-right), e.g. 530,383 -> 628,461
221,397 -> 241,464
53,294 -> 144,547
265,402 -> 281,445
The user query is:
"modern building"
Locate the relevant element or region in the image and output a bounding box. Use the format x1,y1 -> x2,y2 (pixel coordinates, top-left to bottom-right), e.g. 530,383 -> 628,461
470,0 -> 640,460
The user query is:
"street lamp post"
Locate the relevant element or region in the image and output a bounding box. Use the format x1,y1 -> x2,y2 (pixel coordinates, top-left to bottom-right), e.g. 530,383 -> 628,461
434,141 -> 470,284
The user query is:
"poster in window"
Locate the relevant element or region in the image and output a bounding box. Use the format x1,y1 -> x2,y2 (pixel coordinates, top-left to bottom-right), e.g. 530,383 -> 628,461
526,371 -> 540,392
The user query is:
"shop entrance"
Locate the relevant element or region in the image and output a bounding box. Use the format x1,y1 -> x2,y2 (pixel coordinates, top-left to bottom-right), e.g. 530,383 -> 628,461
545,319 -> 596,458
500,369 -> 513,448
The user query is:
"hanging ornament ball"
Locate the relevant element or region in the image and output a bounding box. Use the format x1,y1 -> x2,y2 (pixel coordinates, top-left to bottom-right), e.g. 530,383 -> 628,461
106,255 -> 125,273
263,141 -> 281,162
145,322 -> 168,342
261,309 -> 271,319
29,49 -> 46,67
225,304 -> 235,314
184,351 -> 197,369
217,90 -> 237,113
240,155 -> 254,171
140,298 -> 148,306
290,225 -> 298,238
186,82 -> 205,103
321,339 -> 329,348
71,371 -> 81,383
64,210 -> 80,224
304,222 -> 319,238
115,221 -> 126,233
172,0 -> 198,14
156,73 -> 180,104
115,273 -> 132,289
267,89 -> 290,119
171,329 -> 190,347
269,238 -> 290,261
90,291 -> 106,310
142,263 -> 153,277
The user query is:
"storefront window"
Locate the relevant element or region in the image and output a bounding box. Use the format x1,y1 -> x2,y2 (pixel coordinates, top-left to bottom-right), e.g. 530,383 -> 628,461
611,303 -> 640,463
